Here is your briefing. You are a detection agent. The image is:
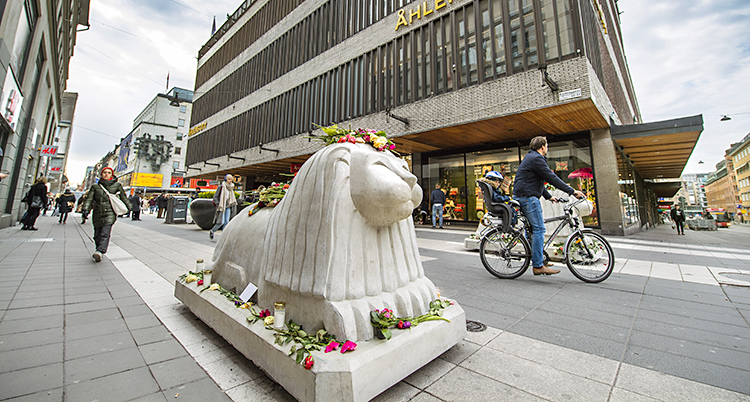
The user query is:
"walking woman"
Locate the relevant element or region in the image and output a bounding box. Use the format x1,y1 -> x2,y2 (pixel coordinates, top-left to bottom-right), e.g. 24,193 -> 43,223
56,188 -> 76,224
209,174 -> 237,239
21,176 -> 48,230
82,167 -> 131,262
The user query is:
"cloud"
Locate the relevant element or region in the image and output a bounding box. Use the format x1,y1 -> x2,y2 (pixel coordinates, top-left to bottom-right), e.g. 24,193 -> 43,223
619,0 -> 750,173
65,0 -> 238,186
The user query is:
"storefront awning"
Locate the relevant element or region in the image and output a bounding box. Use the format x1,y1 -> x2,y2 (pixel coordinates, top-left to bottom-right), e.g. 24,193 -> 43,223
611,115 -> 704,180
644,181 -> 683,199
391,99 -> 610,154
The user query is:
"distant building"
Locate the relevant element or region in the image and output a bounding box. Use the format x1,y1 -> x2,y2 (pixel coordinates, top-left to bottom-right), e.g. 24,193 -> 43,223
0,0 -> 90,228
704,160 -> 736,215
112,87 -> 193,192
727,133 -> 750,219
676,173 -> 708,208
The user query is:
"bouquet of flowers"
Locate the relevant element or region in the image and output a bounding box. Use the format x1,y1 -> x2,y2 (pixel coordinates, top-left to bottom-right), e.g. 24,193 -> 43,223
311,124 -> 397,153
370,299 -> 452,340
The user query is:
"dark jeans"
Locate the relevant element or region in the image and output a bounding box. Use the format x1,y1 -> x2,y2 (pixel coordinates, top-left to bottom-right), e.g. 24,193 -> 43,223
94,225 -> 113,253
24,207 -> 41,228
131,210 -> 140,220
675,221 -> 684,234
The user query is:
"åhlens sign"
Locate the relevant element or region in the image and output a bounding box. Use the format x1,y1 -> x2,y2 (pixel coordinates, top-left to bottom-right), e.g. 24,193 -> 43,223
395,0 -> 453,31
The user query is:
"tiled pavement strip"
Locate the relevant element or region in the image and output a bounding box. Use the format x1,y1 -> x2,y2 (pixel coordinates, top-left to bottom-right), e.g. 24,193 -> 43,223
0,214 -> 748,401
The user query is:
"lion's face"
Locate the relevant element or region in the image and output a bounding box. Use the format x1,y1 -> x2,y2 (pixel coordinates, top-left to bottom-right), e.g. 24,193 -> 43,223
349,145 -> 422,227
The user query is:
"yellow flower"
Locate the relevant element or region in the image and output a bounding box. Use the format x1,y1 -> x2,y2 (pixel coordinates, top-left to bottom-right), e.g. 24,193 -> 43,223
372,135 -> 387,149
208,283 -> 221,291
240,303 -> 250,309
264,316 -> 275,326
185,274 -> 199,283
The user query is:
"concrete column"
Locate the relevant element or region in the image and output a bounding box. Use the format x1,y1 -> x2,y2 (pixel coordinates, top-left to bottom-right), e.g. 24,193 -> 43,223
591,129 -> 624,236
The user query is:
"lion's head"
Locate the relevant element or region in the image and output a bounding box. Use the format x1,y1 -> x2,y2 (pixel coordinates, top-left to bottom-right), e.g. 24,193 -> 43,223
349,145 -> 422,226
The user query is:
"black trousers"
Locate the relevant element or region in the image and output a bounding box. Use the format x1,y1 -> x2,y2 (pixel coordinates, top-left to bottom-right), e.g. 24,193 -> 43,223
59,211 -> 69,223
94,225 -> 113,253
24,207 -> 41,228
675,221 -> 685,234
131,210 -> 140,220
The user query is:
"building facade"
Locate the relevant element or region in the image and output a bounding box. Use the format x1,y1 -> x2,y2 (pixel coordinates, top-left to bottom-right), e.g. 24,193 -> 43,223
113,87 -> 193,191
728,133 -> 750,219
186,0 -> 702,235
0,0 -> 89,228
705,160 -> 737,216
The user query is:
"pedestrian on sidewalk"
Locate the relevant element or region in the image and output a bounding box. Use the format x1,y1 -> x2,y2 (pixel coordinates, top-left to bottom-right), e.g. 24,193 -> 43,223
148,196 -> 157,214
671,204 -> 686,235
82,167 -> 132,262
56,188 -> 76,224
21,176 -> 48,230
209,174 -> 237,239
129,191 -> 142,221
77,190 -> 90,224
156,193 -> 168,218
430,183 -> 446,229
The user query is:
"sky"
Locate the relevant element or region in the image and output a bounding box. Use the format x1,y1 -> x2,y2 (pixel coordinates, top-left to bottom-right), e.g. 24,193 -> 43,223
64,0 -> 750,186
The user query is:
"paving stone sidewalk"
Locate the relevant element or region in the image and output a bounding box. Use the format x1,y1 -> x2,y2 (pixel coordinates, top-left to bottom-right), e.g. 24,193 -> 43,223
2,213 -> 750,402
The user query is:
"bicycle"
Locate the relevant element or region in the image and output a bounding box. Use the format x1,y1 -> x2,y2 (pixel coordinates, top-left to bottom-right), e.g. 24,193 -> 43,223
477,194 -> 615,283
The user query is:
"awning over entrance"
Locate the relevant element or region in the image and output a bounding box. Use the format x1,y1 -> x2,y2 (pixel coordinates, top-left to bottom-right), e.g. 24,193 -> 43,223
391,99 -> 609,154
644,181 -> 683,199
611,115 -> 704,180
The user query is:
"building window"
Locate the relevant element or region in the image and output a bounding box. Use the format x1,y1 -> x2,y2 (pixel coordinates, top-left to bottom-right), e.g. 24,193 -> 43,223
180,105 -> 186,113
178,119 -> 185,127
176,133 -> 183,140
10,0 -> 38,83
175,147 -> 181,155
173,161 -> 180,169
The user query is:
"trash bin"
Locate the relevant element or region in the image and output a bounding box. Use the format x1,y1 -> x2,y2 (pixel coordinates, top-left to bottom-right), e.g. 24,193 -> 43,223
165,196 -> 189,224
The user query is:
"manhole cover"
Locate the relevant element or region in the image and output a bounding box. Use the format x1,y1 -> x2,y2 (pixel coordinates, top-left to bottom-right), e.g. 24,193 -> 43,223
718,273 -> 750,283
466,320 -> 486,332
0,238 -> 55,242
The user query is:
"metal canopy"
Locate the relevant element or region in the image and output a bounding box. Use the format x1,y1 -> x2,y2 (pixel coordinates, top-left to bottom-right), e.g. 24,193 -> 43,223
611,115 -> 704,180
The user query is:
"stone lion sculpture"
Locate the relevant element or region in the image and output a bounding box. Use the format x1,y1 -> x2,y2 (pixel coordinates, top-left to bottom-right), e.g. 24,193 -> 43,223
207,142 -> 438,341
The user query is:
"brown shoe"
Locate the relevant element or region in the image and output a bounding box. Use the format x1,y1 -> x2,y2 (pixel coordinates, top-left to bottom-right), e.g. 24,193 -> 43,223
533,266 -> 561,275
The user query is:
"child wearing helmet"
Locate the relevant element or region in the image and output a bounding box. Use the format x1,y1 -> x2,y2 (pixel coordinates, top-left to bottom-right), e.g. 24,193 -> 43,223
482,171 -> 510,203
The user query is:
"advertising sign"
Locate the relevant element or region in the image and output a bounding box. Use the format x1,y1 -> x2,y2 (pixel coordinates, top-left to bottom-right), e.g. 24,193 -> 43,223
1,69 -> 24,131
291,163 -> 303,173
188,178 -> 217,189
41,145 -> 58,156
170,176 -> 184,187
49,158 -> 64,172
131,172 -> 163,187
117,133 -> 133,172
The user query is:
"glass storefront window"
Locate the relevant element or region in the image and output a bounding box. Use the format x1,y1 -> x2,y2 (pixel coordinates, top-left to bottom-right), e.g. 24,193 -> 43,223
466,149 -> 521,220
617,148 -> 639,227
426,155 -> 467,221
422,137 -> 599,227
543,140 -> 598,226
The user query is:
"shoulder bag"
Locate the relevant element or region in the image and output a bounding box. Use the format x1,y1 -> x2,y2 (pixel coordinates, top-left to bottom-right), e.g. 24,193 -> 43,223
30,195 -> 44,208
99,184 -> 129,215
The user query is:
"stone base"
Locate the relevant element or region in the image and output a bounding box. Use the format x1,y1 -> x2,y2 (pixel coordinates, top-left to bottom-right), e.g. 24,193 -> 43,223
175,280 -> 466,402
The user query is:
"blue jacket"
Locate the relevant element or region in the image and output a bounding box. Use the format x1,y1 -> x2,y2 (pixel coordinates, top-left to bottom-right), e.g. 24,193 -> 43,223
430,189 -> 446,205
513,150 -> 575,199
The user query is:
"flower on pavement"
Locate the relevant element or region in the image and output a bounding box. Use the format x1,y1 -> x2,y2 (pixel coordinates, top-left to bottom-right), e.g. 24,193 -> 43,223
325,341 -> 340,353
304,355 -> 314,370
264,316 -> 275,326
185,274 -> 199,283
340,340 -> 357,353
208,283 -> 220,291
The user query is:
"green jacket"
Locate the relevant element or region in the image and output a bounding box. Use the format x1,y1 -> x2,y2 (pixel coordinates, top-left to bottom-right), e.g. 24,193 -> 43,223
82,178 -> 132,227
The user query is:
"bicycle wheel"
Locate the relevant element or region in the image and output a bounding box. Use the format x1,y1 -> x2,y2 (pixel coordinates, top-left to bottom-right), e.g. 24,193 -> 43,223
564,231 -> 614,283
479,229 -> 531,279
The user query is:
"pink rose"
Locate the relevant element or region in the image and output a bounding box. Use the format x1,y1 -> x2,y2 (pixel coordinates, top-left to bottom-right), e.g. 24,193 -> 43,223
325,341 -> 340,353
340,340 -> 357,353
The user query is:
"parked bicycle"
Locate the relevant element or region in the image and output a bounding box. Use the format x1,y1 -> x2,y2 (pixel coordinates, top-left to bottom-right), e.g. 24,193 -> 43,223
476,183 -> 614,283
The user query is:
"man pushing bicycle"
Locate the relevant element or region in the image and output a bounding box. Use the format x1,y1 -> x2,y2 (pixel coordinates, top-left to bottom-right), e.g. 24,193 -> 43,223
513,136 -> 585,276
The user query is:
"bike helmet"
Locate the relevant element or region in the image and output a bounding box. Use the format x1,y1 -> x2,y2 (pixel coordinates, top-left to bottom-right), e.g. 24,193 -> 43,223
485,171 -> 504,181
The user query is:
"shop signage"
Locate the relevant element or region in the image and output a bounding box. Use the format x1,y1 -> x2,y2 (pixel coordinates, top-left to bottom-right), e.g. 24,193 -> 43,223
290,163 -> 303,173
1,69 -> 24,131
49,158 -> 64,172
41,145 -> 59,156
395,0 -> 452,31
189,121 -> 208,136
559,88 -> 582,101
132,172 -> 164,187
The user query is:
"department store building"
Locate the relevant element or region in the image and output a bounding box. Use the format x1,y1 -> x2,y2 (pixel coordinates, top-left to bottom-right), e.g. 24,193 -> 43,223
186,0 -> 703,235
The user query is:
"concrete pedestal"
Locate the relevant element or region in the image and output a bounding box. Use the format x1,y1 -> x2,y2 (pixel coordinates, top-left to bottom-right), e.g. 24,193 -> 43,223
175,280 -> 466,402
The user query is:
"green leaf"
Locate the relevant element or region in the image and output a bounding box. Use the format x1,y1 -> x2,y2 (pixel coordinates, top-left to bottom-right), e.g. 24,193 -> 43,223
288,346 -> 296,356
383,328 -> 392,340
295,349 -> 305,364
